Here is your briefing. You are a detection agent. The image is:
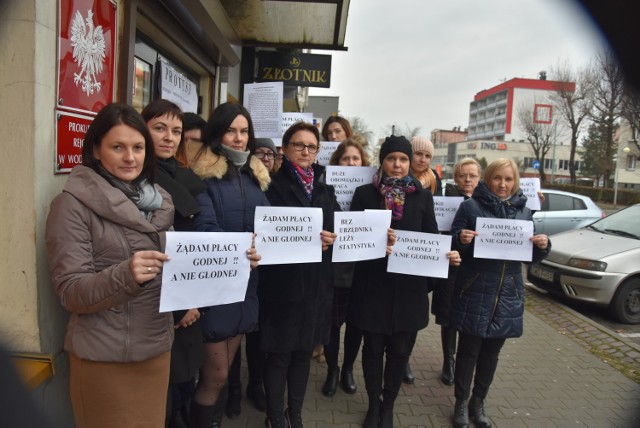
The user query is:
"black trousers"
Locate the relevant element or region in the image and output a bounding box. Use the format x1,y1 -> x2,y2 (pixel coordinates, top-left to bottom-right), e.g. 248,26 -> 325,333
454,332 -> 506,401
263,349 -> 313,417
361,330 -> 417,407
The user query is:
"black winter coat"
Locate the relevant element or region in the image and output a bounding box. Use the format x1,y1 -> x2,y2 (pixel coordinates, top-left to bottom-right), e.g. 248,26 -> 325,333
155,158 -> 207,382
258,161 -> 339,352
348,181 -> 439,335
450,183 -> 550,338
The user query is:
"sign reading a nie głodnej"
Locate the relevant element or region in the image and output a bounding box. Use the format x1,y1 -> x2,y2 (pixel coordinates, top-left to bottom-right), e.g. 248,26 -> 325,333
257,51 -> 331,88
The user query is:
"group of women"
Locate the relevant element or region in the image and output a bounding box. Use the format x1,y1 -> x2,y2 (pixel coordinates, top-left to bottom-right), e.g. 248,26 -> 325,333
45,102 -> 550,428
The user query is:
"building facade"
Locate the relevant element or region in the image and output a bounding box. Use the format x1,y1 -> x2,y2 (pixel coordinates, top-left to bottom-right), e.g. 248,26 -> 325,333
466,76 -> 575,143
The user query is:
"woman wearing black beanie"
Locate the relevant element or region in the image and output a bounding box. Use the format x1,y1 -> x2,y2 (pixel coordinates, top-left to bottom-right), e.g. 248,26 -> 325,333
349,136 -> 461,428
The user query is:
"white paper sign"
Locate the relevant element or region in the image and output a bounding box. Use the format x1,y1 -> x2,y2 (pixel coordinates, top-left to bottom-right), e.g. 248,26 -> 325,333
160,232 -> 253,312
326,166 -> 377,211
254,206 -> 323,265
273,112 -> 315,147
520,178 -> 541,211
387,231 -> 452,278
333,210 -> 392,262
474,217 -> 534,262
315,141 -> 341,166
159,58 -> 198,113
243,82 -> 283,138
433,196 -> 464,231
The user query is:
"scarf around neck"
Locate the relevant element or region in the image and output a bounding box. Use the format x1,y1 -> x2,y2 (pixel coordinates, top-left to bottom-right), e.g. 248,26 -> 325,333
284,156 -> 314,200
221,144 -> 250,168
373,171 -> 417,220
97,165 -> 162,217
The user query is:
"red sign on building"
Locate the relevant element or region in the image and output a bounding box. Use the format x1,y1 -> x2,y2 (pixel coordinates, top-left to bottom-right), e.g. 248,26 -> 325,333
57,0 -> 116,116
55,110 -> 94,173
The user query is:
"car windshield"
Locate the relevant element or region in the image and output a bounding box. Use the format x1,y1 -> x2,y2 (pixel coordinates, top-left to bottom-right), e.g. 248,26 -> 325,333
587,204 -> 640,239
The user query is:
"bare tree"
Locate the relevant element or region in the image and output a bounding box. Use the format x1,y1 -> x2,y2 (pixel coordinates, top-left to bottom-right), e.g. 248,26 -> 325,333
548,60 -> 596,183
516,102 -> 561,184
382,123 -> 422,139
347,116 -> 374,146
621,82 -> 640,141
589,50 -> 625,187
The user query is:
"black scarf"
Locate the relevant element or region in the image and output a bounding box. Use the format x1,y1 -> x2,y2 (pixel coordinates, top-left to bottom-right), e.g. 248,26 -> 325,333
155,158 -> 207,219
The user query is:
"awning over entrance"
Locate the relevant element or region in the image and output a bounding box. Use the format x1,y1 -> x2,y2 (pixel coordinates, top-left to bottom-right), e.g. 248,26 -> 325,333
220,0 -> 350,51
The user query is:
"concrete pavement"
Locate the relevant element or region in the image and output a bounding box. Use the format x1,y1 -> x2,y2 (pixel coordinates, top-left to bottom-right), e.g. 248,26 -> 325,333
223,289 -> 640,428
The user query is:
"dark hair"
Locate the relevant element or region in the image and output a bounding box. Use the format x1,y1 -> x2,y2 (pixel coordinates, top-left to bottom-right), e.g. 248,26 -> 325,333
183,112 -> 206,133
282,121 -> 320,146
321,115 -> 353,141
329,138 -> 371,166
200,102 -> 256,156
141,99 -> 188,166
82,103 -> 156,183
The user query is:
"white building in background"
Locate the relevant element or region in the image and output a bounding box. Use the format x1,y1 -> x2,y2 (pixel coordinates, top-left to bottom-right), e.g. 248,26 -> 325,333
467,75 -> 574,142
434,75 -> 584,183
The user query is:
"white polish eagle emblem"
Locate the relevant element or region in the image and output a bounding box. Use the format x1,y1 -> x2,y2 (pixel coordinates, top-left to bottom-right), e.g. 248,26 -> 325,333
69,9 -> 106,96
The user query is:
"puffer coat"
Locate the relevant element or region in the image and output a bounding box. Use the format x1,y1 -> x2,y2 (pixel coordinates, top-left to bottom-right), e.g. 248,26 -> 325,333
449,182 -> 550,338
187,142 -> 271,341
46,165 -> 175,362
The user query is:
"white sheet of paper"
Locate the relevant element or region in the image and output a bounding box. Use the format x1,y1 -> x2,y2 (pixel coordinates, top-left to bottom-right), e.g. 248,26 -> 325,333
326,166 -> 377,211
315,141 -> 341,166
243,82 -> 283,138
433,196 -> 464,231
332,210 -> 391,262
387,230 -> 452,278
273,112 -> 315,146
254,206 -> 323,265
473,217 -> 534,262
520,177 -> 541,211
160,232 -> 253,312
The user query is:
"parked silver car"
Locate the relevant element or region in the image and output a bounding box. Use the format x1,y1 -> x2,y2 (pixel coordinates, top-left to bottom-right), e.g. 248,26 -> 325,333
533,189 -> 605,235
528,204 -> 640,324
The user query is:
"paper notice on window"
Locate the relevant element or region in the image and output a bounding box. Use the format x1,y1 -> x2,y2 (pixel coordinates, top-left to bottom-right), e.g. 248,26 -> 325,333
387,230 -> 452,278
326,166 -> 377,211
332,210 -> 391,262
433,196 -> 464,231
243,82 -> 283,138
254,206 -> 323,265
473,217 -> 534,262
160,232 -> 253,312
520,178 -> 541,211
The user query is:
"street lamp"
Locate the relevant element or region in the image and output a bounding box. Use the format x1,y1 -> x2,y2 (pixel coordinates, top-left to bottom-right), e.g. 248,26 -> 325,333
613,145 -> 631,207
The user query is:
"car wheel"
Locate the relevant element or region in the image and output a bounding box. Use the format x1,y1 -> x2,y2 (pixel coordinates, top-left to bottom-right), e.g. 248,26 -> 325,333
609,278 -> 640,324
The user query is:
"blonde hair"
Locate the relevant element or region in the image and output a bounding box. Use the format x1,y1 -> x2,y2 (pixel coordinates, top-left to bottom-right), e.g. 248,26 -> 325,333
483,158 -> 520,196
454,158 -> 482,177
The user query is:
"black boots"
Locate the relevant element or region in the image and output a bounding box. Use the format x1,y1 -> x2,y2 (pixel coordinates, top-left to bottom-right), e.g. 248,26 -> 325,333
247,381 -> 267,412
322,366 -> 340,397
225,383 -> 241,419
452,399 -> 469,428
189,400 -> 220,428
265,411 -> 286,428
285,408 -> 303,428
402,363 -> 414,385
441,327 -> 457,385
363,399 -> 381,428
469,395 -> 492,428
340,367 -> 357,394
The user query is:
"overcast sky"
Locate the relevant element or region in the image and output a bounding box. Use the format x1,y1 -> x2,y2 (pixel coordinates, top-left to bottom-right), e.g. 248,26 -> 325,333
309,0 -> 607,142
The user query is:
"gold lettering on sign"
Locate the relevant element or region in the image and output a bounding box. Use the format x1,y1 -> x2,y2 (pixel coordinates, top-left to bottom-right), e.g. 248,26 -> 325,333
260,67 -> 328,84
